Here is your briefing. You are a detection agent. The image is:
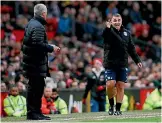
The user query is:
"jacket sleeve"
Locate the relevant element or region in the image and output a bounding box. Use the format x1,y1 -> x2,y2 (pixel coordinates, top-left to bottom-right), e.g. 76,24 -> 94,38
128,35 -> 141,64
102,27 -> 110,37
83,74 -> 95,99
102,26 -> 124,45
102,27 -> 111,43
58,100 -> 68,114
31,27 -> 53,53
41,98 -> 50,114
3,98 -> 14,116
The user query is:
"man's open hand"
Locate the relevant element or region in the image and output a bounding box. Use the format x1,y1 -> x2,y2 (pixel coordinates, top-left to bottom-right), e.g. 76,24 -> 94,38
51,45 -> 60,53
106,20 -> 111,28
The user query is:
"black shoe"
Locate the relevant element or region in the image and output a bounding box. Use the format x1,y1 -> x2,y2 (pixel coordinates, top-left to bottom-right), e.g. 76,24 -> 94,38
108,106 -> 114,115
39,113 -> 51,120
27,113 -> 51,120
114,110 -> 122,115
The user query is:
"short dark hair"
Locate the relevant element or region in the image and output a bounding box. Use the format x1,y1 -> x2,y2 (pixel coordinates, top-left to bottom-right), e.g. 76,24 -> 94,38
9,84 -> 18,90
52,88 -> 58,93
107,13 -> 121,21
113,13 -> 121,17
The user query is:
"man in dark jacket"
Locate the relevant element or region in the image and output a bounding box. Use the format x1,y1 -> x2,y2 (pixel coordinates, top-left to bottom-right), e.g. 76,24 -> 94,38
22,4 -> 60,120
102,14 -> 142,115
82,59 -> 106,112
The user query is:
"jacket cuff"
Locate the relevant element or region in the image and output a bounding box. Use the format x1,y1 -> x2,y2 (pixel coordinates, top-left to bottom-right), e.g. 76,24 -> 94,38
105,27 -> 111,32
47,45 -> 53,53
135,57 -> 141,64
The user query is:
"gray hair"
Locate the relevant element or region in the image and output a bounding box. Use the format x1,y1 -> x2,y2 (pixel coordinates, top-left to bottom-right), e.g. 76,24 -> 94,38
34,4 -> 47,16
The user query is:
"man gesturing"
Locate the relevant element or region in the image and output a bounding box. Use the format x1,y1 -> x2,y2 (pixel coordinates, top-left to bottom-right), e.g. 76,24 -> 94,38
22,4 -> 60,120
102,13 -> 142,115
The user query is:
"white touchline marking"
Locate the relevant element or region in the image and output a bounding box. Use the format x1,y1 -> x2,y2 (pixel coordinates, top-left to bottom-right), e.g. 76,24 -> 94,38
60,112 -> 161,121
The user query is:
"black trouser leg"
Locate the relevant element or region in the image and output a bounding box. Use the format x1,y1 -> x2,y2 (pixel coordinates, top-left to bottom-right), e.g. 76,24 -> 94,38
34,77 -> 45,113
27,76 -> 45,115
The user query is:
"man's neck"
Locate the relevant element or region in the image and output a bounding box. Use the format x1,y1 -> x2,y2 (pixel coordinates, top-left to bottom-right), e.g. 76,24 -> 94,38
34,15 -> 47,25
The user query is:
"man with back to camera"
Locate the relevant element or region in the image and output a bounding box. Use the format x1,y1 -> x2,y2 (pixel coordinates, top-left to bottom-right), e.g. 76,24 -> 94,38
22,4 -> 60,120
102,13 -> 142,115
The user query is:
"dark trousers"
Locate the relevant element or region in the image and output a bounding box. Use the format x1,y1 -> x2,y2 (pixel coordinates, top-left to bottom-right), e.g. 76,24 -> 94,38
27,76 -> 45,115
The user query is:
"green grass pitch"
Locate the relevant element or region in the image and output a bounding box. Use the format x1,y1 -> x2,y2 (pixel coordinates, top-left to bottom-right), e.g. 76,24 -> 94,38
1,109 -> 161,122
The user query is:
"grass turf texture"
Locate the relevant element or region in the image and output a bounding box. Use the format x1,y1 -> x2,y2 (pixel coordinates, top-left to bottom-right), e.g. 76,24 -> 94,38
1,109 -> 161,122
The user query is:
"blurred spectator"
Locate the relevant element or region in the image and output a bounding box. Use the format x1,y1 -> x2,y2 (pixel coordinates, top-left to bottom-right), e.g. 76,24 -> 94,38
16,81 -> 26,97
41,87 -> 57,114
152,35 -> 161,46
15,15 -> 28,29
82,59 -> 106,112
57,7 -> 72,36
57,71 -> 66,89
18,1 -> 33,19
3,85 -> 27,117
151,16 -> 161,35
138,29 -> 150,42
64,71 -> 73,88
16,82 -> 26,92
49,1 -> 61,18
15,73 -> 26,84
1,13 -> 14,32
143,86 -> 162,110
130,2 -> 143,24
1,83 -> 7,92
45,77 -> 57,89
51,88 -> 68,114
105,2 -> 118,18
71,81 -> 78,89
140,2 -> 154,25
79,82 -> 86,89
134,80 -> 146,88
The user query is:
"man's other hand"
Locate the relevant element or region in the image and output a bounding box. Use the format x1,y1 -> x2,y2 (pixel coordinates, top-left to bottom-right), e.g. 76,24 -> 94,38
106,21 -> 111,28
51,45 -> 60,53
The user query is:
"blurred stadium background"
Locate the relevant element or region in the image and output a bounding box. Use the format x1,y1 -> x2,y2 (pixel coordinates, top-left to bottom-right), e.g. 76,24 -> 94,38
0,0 -> 161,121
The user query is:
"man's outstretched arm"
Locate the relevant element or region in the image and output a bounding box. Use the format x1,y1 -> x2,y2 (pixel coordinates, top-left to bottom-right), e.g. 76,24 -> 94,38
128,35 -> 142,68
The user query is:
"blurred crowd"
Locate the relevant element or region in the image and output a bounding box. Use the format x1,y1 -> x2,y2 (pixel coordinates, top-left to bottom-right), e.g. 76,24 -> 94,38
1,1 -> 161,44
1,1 -> 161,93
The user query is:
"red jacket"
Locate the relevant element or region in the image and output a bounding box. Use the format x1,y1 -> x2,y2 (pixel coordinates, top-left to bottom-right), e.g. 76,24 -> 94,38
41,97 -> 56,114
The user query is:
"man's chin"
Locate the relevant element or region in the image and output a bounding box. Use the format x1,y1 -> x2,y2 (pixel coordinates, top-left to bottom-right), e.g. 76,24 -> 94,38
114,26 -> 120,30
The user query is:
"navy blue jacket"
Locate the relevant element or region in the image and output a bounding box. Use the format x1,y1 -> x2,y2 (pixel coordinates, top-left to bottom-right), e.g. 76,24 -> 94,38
22,16 -> 53,77
102,26 -> 141,69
